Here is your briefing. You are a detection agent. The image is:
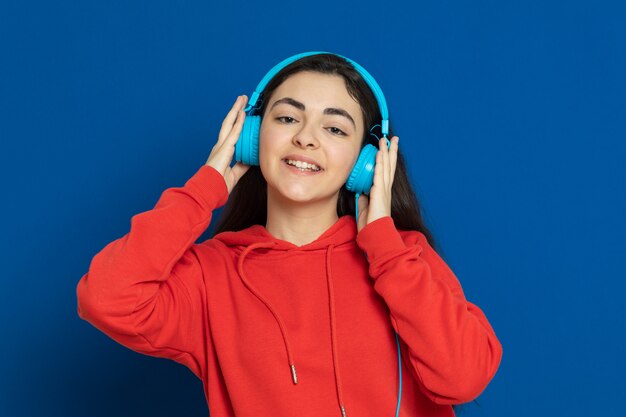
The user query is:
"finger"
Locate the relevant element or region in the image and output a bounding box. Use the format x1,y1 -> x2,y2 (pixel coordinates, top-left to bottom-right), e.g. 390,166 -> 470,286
224,103 -> 247,145
210,113 -> 243,169
390,136 -> 399,183
221,96 -> 245,128
380,138 -> 389,186
217,96 -> 241,144
215,112 -> 242,155
218,96 -> 246,144
216,102 -> 246,152
231,161 -> 251,182
374,149 -> 383,189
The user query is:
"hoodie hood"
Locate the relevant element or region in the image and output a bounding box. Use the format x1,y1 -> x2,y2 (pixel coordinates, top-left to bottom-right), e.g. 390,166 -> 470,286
213,214 -> 357,251
212,214 -> 357,416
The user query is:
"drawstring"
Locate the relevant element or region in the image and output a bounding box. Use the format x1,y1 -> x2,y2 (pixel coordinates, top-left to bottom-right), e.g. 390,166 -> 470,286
236,238 -> 399,416
236,242 -> 299,384
236,241 -> 348,416
325,244 -> 348,416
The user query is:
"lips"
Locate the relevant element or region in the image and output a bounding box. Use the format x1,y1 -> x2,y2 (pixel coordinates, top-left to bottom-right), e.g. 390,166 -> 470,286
281,159 -> 323,175
281,154 -> 323,170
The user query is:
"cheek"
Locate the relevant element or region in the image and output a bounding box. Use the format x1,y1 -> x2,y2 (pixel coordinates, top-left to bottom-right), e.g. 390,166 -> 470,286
258,122 -> 283,175
259,119 -> 282,146
333,146 -> 361,178
258,122 -> 273,158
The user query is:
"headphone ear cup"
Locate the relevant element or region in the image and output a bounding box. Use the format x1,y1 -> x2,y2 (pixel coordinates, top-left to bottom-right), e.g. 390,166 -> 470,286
346,144 -> 378,195
235,115 -> 261,166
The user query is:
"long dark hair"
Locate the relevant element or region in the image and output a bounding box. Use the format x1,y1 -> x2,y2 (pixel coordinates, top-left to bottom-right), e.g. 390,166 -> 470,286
211,53 -> 475,412
211,53 -> 441,251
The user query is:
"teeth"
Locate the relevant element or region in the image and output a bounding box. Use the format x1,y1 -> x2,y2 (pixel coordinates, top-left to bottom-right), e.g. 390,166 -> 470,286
286,159 -> 321,171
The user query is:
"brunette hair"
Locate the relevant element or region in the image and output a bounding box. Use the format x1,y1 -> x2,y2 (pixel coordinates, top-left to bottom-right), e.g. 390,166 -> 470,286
210,53 -> 439,252
210,52 -> 476,412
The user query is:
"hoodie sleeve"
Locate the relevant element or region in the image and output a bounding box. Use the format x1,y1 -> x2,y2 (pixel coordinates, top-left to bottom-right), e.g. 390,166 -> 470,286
356,216 -> 503,405
76,164 -> 229,380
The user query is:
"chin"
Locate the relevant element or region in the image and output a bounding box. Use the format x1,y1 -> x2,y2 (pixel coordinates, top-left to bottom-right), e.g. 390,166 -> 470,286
269,183 -> 330,204
280,189 -> 319,203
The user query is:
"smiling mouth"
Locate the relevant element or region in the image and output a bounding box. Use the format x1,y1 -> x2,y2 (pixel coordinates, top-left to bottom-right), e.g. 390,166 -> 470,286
281,159 -> 324,174
282,158 -> 323,172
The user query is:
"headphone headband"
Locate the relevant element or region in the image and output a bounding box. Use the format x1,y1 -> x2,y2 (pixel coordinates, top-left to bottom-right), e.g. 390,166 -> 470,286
244,51 -> 389,138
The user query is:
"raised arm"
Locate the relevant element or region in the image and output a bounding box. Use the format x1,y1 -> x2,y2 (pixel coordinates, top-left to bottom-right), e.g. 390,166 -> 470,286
356,216 -> 503,405
76,95 -> 251,379
76,165 -> 229,379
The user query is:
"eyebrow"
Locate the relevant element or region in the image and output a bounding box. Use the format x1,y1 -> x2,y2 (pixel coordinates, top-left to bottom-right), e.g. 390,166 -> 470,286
269,97 -> 356,129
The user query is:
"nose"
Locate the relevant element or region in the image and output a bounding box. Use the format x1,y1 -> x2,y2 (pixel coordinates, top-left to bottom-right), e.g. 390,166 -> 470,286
292,122 -> 319,149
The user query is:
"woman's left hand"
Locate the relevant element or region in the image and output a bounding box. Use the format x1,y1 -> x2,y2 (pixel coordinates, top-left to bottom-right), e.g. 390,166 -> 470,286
357,136 -> 399,233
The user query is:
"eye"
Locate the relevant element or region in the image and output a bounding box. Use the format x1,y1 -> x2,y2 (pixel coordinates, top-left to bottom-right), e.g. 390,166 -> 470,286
327,127 -> 347,136
276,116 -> 297,124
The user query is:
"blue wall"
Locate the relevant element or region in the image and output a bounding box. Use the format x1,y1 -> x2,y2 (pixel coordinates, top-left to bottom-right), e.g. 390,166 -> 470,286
1,1 -> 624,416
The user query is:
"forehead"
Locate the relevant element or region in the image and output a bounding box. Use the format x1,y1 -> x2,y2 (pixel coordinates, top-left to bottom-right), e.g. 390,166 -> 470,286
268,72 -> 362,119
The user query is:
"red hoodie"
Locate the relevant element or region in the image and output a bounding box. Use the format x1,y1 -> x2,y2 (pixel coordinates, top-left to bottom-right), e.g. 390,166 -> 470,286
76,164 -> 502,417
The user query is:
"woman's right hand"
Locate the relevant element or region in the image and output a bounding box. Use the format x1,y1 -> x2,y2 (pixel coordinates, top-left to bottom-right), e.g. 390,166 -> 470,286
205,95 -> 251,194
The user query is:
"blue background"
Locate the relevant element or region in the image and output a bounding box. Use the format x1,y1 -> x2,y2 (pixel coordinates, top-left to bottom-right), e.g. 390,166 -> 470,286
2,1 -> 625,416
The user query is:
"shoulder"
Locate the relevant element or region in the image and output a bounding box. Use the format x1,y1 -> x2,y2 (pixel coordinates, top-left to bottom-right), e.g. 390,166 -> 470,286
190,237 -> 236,268
397,228 -> 428,248
357,217 -> 432,261
195,236 -> 233,255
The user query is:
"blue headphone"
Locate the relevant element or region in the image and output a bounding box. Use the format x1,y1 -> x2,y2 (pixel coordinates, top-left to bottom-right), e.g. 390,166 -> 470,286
235,51 -> 393,225
236,51 -> 403,417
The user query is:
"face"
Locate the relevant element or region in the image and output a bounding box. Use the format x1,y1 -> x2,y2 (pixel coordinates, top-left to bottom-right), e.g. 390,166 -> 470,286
258,71 -> 365,205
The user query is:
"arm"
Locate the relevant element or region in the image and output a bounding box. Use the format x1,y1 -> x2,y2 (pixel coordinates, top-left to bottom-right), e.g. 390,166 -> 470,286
76,165 -> 228,380
356,216 -> 503,405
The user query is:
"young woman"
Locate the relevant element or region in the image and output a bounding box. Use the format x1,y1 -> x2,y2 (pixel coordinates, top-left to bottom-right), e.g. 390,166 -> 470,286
77,52 -> 502,417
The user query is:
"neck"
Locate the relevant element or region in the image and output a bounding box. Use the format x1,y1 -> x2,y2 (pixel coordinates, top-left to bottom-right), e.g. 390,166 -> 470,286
265,187 -> 340,247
